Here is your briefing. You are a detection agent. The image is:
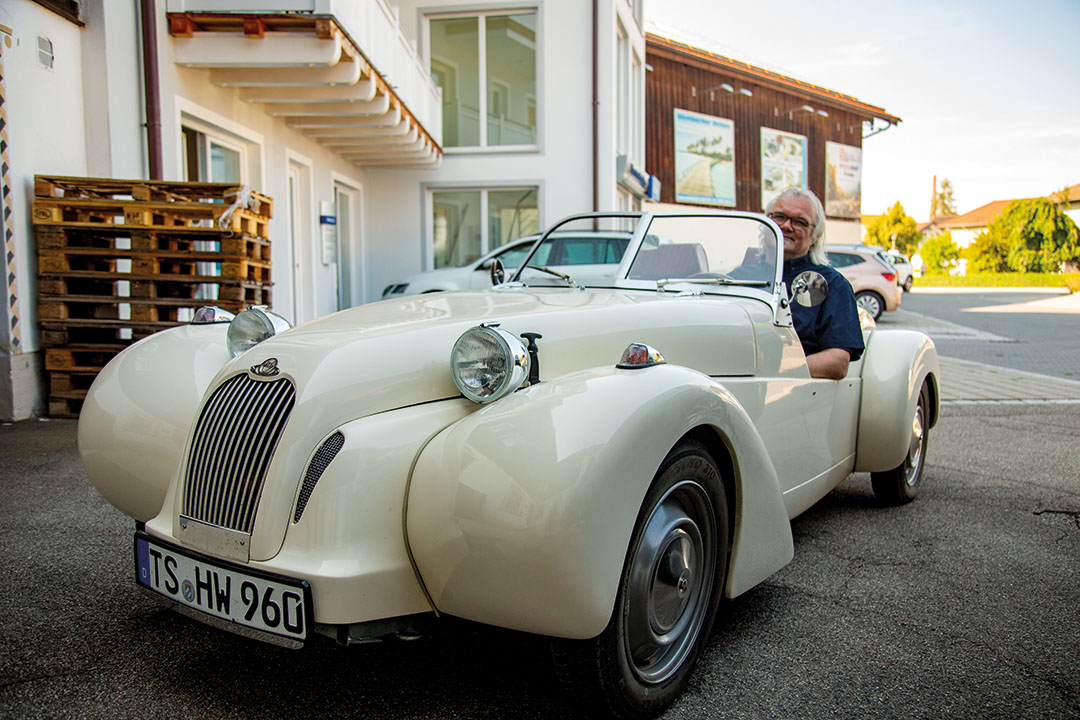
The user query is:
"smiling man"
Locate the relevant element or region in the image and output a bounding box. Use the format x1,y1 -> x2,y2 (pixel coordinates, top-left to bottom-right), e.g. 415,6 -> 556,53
767,187 -> 864,379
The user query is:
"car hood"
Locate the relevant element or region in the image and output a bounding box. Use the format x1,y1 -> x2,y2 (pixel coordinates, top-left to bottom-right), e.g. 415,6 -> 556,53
189,287 -> 764,561
219,288 -> 761,432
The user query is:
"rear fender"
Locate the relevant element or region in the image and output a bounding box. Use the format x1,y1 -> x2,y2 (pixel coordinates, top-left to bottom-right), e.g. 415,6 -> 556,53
406,364 -> 793,639
78,324 -> 231,520
855,330 -> 939,472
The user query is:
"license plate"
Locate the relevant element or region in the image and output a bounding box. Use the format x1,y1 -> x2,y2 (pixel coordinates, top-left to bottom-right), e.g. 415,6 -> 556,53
134,533 -> 311,642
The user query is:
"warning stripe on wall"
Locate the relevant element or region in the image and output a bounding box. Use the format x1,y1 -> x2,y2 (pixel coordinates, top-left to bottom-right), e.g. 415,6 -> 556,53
0,28 -> 19,354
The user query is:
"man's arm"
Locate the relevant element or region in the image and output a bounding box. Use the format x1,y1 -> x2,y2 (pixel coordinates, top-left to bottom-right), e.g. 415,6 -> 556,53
806,347 -> 851,380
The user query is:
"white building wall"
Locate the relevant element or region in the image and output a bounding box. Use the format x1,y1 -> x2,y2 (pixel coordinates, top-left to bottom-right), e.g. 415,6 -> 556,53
1,1 -> 90,418
81,0 -> 145,179
825,219 -> 861,245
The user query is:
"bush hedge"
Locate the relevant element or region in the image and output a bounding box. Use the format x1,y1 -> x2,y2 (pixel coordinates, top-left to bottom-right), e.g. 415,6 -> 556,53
917,272 -> 1071,288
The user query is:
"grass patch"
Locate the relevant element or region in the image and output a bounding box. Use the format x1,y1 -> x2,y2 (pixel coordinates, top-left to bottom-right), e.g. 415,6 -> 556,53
917,272 -> 1070,288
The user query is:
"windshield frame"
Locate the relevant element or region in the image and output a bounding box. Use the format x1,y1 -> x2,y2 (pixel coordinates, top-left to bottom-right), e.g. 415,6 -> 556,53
509,210 -> 785,301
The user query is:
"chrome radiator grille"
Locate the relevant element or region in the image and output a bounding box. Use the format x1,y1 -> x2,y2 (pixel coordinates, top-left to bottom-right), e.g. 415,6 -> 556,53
183,373 -> 296,534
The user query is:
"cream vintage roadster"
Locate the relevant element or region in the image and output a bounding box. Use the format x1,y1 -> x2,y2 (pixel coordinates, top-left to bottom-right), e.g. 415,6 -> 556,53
80,210 -> 938,719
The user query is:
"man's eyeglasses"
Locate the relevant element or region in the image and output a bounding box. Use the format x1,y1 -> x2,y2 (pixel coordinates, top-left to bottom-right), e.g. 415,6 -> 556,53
768,212 -> 812,232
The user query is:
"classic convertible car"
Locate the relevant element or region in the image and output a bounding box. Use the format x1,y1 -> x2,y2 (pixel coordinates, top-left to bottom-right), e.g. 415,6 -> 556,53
80,210 -> 938,719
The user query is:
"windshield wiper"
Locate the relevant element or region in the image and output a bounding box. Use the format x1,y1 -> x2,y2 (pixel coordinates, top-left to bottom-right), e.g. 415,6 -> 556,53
524,265 -> 578,289
656,277 -> 771,292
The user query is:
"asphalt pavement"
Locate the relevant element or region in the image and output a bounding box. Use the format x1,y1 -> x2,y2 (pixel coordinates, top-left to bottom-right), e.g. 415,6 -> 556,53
892,287 -> 1080,385
878,288 -> 1080,403
1,287 -> 1078,719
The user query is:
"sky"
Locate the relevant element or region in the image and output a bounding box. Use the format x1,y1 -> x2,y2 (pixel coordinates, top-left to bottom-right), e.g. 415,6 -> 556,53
644,0 -> 1080,220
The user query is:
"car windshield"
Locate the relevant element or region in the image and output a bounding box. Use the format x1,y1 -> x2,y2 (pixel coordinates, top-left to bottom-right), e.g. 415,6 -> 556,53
511,223 -> 635,287
511,212 -> 780,293
628,215 -> 777,290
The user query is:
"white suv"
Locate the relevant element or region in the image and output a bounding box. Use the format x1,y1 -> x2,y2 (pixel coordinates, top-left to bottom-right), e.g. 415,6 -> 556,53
884,250 -> 915,292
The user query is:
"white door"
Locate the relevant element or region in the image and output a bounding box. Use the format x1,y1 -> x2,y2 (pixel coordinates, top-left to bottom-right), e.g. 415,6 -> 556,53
334,184 -> 360,309
288,162 -> 314,323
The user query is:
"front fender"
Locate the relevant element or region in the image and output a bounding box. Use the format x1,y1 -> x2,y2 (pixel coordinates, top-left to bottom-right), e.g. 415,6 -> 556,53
406,364 -> 793,639
855,330 -> 940,472
78,324 -> 231,521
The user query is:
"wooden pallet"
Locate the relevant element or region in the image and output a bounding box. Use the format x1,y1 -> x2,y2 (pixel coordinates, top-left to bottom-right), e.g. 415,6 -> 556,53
33,175 -> 278,417
38,295 -> 250,323
34,175 -> 273,217
32,201 -> 270,239
45,347 -> 124,372
37,248 -> 271,281
37,273 -> 271,301
48,396 -> 85,419
50,370 -> 99,395
36,226 -> 272,262
39,324 -> 159,346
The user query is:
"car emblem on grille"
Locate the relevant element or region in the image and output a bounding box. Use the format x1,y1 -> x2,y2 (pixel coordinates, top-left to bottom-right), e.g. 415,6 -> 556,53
250,358 -> 280,377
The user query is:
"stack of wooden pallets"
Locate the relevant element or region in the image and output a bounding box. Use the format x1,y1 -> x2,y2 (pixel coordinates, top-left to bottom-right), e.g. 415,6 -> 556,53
32,175 -> 274,417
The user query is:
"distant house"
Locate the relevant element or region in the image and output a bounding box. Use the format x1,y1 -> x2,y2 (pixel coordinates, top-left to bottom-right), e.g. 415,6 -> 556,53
1049,183 -> 1080,226
923,199 -> 1030,248
920,183 -> 1080,249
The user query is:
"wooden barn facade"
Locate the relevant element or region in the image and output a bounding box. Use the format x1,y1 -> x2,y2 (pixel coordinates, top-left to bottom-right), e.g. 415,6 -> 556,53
645,33 -> 900,239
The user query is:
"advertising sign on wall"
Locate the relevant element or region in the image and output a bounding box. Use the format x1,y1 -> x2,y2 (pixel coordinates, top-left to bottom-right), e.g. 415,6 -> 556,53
825,141 -> 862,218
760,127 -> 807,209
674,108 -> 736,206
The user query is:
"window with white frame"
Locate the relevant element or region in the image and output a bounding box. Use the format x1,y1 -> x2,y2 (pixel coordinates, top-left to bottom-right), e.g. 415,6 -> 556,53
617,22 -> 629,158
431,187 -> 538,268
428,9 -> 538,150
182,126 -> 247,183
180,120 -> 257,304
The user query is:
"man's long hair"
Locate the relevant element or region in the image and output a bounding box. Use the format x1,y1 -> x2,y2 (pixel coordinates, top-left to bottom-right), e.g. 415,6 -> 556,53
766,187 -> 828,265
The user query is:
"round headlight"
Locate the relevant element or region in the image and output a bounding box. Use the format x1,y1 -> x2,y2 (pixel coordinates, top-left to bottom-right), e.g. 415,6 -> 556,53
226,307 -> 291,358
450,325 -> 530,403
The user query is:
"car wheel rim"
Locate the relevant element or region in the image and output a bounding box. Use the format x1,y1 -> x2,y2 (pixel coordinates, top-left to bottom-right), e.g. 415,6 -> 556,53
904,397 -> 926,487
857,294 -> 881,317
624,480 -> 715,685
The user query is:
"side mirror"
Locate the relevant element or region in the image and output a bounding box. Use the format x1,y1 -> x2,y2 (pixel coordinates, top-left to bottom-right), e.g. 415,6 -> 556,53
490,257 -> 506,286
790,271 -> 828,307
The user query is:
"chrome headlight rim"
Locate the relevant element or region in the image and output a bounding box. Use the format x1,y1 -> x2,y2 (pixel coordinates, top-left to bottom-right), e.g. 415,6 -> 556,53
226,306 -> 292,358
450,325 -> 530,404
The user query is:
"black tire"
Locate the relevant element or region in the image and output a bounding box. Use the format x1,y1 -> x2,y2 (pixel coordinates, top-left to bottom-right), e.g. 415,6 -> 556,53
855,290 -> 885,320
871,382 -> 930,504
551,440 -> 729,720
902,276 -> 913,292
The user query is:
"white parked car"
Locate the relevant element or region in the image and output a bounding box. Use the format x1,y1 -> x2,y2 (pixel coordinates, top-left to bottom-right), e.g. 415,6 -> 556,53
382,231 -> 631,297
885,250 -> 915,292
81,210 -> 939,720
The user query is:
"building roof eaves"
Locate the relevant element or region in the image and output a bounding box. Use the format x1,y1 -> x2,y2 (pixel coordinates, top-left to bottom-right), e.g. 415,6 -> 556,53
935,200 -> 1024,229
646,32 -> 902,125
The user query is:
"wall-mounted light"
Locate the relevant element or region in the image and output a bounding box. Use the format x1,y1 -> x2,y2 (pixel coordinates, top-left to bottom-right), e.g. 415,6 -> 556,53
786,104 -> 829,119
691,83 -> 754,100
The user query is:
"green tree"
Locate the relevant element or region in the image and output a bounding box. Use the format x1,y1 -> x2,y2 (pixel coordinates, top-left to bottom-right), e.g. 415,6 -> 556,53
865,201 -> 921,256
981,198 -> 1080,272
932,178 -> 957,218
963,229 -> 1011,273
920,231 -> 959,273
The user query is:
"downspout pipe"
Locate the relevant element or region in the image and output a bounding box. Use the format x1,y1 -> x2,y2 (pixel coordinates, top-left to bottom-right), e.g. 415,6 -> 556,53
140,0 -> 163,180
592,0 -> 598,212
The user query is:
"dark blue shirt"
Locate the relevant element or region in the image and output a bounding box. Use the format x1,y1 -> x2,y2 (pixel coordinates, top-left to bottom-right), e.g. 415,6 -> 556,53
784,255 -> 864,361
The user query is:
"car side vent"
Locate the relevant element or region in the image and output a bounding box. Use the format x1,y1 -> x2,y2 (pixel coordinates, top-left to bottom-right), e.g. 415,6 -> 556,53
184,374 -> 295,534
294,432 -> 345,523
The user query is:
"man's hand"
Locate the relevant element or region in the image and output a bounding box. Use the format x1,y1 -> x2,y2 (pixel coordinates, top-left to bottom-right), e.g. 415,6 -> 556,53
806,348 -> 851,380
